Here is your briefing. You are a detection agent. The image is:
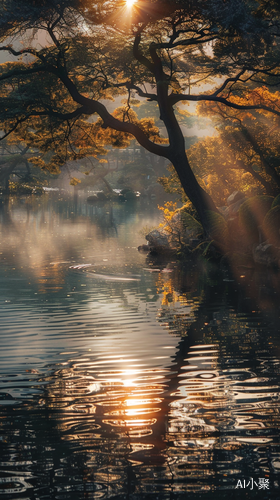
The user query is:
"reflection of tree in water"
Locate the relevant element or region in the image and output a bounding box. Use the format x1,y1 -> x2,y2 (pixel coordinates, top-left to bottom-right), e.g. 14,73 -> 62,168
160,261 -> 280,496
1,259 -> 280,499
155,262 -> 206,338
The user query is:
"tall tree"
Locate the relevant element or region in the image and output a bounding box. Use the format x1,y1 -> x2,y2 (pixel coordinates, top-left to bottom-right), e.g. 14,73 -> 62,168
0,0 -> 280,233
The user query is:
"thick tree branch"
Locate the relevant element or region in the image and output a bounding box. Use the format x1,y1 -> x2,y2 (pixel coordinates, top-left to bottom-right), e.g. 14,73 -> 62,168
133,33 -> 154,74
53,67 -> 170,158
130,83 -> 157,101
0,45 -> 47,63
105,80 -> 158,101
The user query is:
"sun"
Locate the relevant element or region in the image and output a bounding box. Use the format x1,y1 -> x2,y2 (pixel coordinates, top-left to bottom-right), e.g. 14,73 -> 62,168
126,0 -> 137,7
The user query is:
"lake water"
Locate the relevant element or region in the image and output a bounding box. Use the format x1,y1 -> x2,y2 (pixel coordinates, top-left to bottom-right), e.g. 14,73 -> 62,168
0,194 -> 280,499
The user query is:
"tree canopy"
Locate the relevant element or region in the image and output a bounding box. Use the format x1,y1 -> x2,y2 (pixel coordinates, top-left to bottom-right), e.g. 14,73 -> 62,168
0,0 -> 280,233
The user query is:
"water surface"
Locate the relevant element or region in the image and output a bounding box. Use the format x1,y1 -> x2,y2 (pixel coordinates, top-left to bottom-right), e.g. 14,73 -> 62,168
0,195 -> 280,499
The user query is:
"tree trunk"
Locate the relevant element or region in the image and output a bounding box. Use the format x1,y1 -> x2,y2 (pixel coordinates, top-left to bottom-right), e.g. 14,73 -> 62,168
153,74 -> 219,234
143,46 -> 219,235
171,150 -> 218,235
